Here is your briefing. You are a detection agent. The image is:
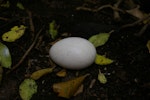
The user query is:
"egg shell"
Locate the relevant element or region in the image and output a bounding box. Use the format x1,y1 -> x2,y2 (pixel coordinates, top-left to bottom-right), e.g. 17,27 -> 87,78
49,37 -> 96,70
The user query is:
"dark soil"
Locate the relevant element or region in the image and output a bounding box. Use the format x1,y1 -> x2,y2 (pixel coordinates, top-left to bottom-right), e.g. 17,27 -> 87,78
0,0 -> 150,100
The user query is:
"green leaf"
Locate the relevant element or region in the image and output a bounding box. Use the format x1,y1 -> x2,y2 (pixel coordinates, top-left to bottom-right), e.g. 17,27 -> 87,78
16,2 -> 25,10
95,54 -> 113,65
98,69 -> 107,84
49,20 -> 58,40
0,1 -> 10,8
19,78 -> 37,100
89,33 -> 111,47
0,42 -> 12,68
2,25 -> 26,42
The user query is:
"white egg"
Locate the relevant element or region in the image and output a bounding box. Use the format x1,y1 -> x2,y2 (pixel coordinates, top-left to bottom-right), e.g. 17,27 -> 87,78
49,37 -> 96,70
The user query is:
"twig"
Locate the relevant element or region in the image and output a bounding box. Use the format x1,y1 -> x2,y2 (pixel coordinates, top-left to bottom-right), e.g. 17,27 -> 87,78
120,14 -> 150,29
27,10 -> 35,40
113,0 -> 123,20
0,17 -> 9,21
136,19 -> 150,36
6,27 -> 44,74
27,10 -> 34,33
76,4 -> 124,13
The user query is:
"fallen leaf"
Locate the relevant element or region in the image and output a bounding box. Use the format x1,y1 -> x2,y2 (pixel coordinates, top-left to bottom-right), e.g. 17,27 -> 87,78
95,54 -> 113,65
146,40 -> 150,53
56,69 -> 67,77
49,20 -> 58,40
2,25 -> 26,42
19,78 -> 37,100
30,67 -> 54,80
98,69 -> 107,84
53,74 -> 89,99
0,42 -> 12,68
89,33 -> 111,47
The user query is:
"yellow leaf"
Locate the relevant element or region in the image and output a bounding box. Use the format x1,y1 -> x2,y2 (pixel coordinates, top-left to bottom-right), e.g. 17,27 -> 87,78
2,25 -> 26,42
56,69 -> 67,77
53,74 -> 89,99
95,54 -> 113,65
30,67 -> 54,80
146,40 -> 150,53
98,69 -> 107,84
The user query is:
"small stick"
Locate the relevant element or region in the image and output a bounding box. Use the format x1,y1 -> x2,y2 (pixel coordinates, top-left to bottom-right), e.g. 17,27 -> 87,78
136,21 -> 149,36
27,10 -> 35,33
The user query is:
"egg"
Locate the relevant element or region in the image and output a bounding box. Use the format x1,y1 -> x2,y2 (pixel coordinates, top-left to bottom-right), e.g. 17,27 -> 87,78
49,37 -> 96,70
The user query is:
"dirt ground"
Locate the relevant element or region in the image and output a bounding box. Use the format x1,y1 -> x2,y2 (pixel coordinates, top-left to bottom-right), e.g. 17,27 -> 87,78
0,0 -> 150,100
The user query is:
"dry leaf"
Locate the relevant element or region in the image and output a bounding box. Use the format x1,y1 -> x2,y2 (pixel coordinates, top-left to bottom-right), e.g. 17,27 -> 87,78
30,67 -> 54,80
53,74 -> 89,99
73,84 -> 84,96
146,40 -> 150,53
89,79 -> 96,88
56,69 -> 67,77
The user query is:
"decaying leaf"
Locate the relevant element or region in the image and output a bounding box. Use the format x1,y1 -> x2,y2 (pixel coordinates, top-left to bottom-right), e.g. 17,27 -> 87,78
0,42 -> 12,68
19,78 -> 37,100
146,40 -> 150,53
56,69 -> 67,77
89,33 -> 111,47
95,54 -> 113,65
98,69 -> 107,84
30,67 -> 54,80
49,20 -> 58,40
2,25 -> 26,42
53,74 -> 89,99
